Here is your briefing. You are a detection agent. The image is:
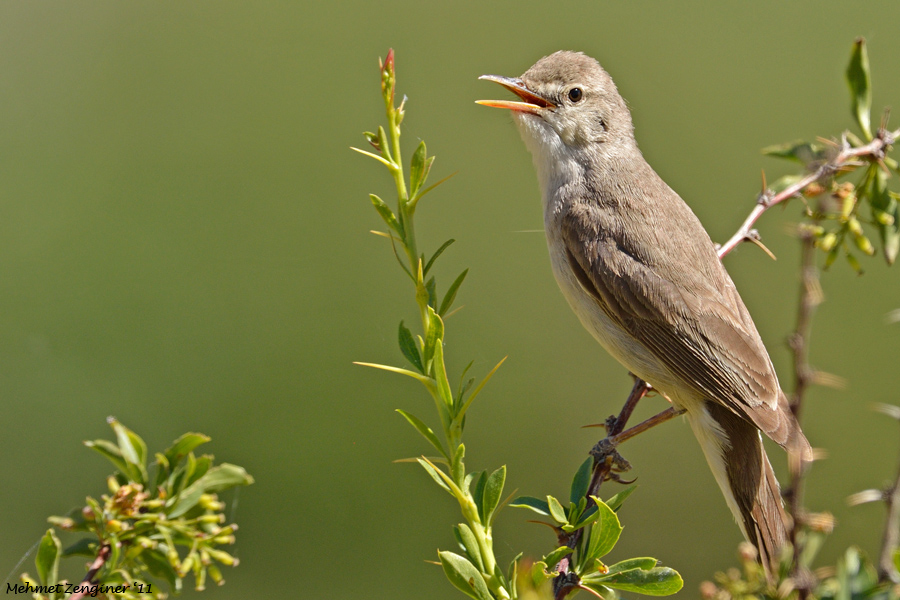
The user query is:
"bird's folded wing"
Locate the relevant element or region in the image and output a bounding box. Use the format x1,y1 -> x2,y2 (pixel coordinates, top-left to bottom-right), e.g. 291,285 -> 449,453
561,217 -> 788,438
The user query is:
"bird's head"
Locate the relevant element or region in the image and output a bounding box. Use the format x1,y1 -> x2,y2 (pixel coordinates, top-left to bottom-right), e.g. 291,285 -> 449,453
478,51 -> 635,154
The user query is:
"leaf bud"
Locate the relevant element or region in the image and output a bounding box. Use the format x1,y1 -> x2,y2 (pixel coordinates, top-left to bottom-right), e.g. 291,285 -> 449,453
817,232 -> 838,252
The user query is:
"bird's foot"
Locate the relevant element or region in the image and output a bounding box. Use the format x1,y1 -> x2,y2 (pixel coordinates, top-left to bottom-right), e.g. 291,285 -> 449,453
590,438 -> 632,474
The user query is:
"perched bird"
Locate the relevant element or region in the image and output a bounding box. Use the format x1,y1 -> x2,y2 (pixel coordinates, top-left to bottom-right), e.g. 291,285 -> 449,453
478,51 -> 811,568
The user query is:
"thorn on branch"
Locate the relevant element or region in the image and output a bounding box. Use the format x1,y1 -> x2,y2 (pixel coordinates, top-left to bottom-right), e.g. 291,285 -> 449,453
757,190 -> 776,208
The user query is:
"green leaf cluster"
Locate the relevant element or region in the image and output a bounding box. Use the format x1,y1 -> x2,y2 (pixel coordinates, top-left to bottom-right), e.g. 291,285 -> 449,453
22,418 -> 253,599
763,38 -> 900,268
512,459 -> 681,598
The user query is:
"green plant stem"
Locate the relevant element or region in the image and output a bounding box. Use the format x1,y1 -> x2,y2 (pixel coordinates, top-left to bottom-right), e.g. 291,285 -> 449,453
367,52 -> 509,600
462,502 -> 504,598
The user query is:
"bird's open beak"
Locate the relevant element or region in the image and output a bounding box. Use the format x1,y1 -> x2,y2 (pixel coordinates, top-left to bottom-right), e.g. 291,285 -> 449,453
476,75 -> 555,114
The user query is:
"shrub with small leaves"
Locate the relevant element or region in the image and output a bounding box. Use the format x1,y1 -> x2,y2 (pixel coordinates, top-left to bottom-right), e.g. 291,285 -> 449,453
762,38 -> 899,271
17,418 -> 253,599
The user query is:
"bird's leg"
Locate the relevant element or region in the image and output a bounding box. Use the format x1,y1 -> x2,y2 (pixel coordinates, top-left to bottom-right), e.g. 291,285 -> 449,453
602,406 -> 686,449
586,377 -> 650,494
606,376 -> 652,436
588,378 -> 685,494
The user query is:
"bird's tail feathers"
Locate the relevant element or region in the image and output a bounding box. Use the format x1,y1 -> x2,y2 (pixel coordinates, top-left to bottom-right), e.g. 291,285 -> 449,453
687,402 -> 789,577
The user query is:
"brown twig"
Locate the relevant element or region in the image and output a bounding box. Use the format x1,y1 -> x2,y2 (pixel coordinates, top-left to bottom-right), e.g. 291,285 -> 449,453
586,378 -> 652,497
877,407 -> 900,584
68,544 -> 110,600
783,230 -> 823,599
717,127 -> 897,259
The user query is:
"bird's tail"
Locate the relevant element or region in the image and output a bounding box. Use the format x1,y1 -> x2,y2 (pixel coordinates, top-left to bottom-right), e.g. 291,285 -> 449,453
686,401 -> 789,575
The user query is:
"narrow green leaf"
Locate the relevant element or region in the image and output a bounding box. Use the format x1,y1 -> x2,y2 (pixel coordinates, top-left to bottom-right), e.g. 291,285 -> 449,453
584,566 -> 683,596
84,439 -> 129,475
168,463 -> 254,518
426,276 -> 437,309
582,497 -> 622,566
473,471 -> 488,521
421,155 -> 435,195
60,538 -> 96,558
847,37 -> 872,140
510,495 -> 551,516
370,194 -> 402,236
457,356 -> 507,420
566,497 -> 587,530
606,558 -> 659,574
482,466 -> 507,524
508,553 -> 523,595
388,232 -> 415,282
353,361 -> 435,388
570,457 -> 593,504
605,484 -> 637,512
870,169 -> 900,264
410,140 -> 427,198
432,340 -> 454,408
414,171 -> 457,204
398,321 -> 425,372
761,140 -> 826,164
417,458 -> 452,493
350,146 -> 392,168
456,360 -> 475,402
376,126 -> 393,163
439,269 -> 469,316
109,417 -> 149,485
547,495 -> 567,524
451,444 -> 466,487
464,470 -> 479,493
439,551 -> 492,600
186,454 -> 213,486
423,239 -> 455,276
423,307 -> 445,368
571,503 -> 600,530
396,410 -> 447,459
35,529 -> 61,591
163,432 -> 211,468
454,524 -> 485,572
542,546 -> 574,571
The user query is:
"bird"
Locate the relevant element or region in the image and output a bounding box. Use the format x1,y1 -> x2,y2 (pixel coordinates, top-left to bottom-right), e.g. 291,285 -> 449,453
477,51 -> 812,569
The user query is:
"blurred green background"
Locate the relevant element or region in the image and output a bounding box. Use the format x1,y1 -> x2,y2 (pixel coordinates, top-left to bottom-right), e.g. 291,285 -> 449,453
1,1 -> 898,598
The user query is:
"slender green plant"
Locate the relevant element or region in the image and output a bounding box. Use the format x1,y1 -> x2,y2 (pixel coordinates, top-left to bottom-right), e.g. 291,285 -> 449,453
12,418 -> 253,600
353,49 -> 682,600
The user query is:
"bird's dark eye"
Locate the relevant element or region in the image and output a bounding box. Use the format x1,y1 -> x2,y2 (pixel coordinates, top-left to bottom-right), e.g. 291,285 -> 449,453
567,87 -> 583,102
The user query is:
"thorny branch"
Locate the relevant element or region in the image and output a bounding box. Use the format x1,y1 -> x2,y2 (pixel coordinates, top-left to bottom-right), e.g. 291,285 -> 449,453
717,127 -> 898,260
784,231 -> 823,598
879,434 -> 900,584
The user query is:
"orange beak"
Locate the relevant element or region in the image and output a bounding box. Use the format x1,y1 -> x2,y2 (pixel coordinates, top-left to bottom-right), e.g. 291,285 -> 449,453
476,75 -> 555,114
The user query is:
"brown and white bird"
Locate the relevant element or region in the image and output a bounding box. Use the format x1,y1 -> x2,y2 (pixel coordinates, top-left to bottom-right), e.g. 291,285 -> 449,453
478,51 -> 812,567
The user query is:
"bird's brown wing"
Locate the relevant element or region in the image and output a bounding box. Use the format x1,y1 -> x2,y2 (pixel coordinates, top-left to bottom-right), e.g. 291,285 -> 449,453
560,212 -> 797,447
